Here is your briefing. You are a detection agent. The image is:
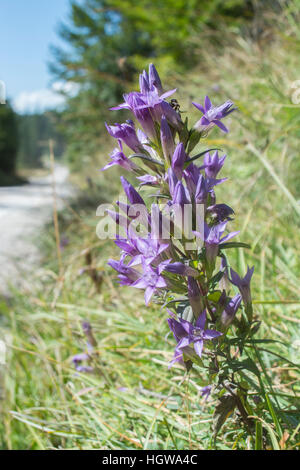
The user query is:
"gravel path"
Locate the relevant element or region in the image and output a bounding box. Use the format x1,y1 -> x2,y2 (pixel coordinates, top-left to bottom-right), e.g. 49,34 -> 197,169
0,165 -> 71,295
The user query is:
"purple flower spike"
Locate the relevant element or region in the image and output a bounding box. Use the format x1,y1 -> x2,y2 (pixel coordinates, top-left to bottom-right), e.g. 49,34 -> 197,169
193,96 -> 236,134
171,143 -> 187,180
230,266 -> 254,305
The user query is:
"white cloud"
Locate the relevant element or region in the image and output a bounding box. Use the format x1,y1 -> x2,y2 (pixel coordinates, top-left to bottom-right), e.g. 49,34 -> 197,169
13,81 -> 79,114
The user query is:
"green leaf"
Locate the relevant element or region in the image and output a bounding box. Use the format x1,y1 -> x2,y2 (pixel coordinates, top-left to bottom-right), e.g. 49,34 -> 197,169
255,420 -> 263,450
208,271 -> 224,289
184,148 -> 220,168
163,297 -> 188,308
249,321 -> 261,337
228,357 -> 260,378
129,153 -> 164,167
186,129 -> 201,153
219,242 -> 251,250
265,393 -> 283,439
207,290 -> 222,303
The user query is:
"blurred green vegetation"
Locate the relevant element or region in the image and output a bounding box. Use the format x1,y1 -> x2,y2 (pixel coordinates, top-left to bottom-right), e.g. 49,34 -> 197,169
0,0 -> 299,450
17,111 -> 65,169
50,0 -> 278,165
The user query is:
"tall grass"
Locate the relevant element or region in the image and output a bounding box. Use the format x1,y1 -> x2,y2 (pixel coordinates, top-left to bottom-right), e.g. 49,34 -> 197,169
0,6 -> 299,449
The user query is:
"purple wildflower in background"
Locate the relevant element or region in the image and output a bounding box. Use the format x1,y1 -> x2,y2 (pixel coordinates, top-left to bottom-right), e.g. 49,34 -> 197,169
193,96 -> 236,133
201,385 -> 212,401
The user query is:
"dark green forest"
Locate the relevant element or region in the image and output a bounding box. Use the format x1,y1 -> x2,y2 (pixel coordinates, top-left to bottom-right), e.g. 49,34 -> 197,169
17,111 -> 65,168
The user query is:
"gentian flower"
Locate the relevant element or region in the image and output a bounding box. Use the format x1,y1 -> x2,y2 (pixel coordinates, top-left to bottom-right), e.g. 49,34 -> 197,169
137,174 -> 159,187
121,176 -> 146,206
108,258 -> 140,286
230,266 -> 254,305
139,64 -> 164,95
102,140 -> 138,172
132,263 -> 168,305
194,221 -> 239,265
105,121 -> 143,153
187,277 -> 203,317
172,181 -> 191,207
163,262 -> 198,277
203,151 -> 226,178
193,96 -> 236,133
194,174 -> 210,205
220,294 -> 242,327
111,85 -> 182,132
168,310 -> 222,359
167,316 -> 196,367
171,143 -> 187,180
148,63 -> 163,94
123,236 -> 169,267
183,163 -> 202,196
111,92 -> 157,141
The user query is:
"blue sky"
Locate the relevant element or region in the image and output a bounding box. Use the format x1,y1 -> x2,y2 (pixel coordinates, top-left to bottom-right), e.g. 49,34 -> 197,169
1,0 -> 73,113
